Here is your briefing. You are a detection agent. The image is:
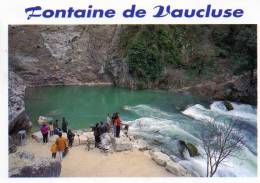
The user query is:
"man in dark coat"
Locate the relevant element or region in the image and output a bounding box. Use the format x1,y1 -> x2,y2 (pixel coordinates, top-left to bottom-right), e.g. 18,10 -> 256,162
62,117 -> 68,133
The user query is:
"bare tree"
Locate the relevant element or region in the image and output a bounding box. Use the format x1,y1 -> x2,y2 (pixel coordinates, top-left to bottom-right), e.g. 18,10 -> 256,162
200,119 -> 244,177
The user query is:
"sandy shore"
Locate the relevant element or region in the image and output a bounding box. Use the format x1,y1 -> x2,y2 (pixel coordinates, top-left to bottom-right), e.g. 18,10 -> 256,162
18,138 -> 173,177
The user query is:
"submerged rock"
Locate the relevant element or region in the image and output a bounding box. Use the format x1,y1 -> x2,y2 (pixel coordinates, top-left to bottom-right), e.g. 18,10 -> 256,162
223,101 -> 234,111
9,151 -> 61,177
186,143 -> 200,157
178,140 -> 199,158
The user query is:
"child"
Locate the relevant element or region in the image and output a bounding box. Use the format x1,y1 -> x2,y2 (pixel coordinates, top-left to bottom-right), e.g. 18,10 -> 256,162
50,143 -> 57,159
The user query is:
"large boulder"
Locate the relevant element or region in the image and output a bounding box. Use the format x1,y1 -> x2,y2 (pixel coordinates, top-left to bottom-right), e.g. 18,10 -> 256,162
73,132 -> 94,146
9,151 -> 61,177
111,136 -> 133,152
165,160 -> 191,176
150,151 -> 171,167
150,151 -> 192,176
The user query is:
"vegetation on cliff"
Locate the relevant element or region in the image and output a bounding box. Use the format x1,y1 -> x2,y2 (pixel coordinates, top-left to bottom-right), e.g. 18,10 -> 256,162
119,25 -> 256,90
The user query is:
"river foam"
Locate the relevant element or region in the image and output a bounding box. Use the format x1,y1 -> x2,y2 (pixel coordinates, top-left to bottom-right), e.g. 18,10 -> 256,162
125,102 -> 257,177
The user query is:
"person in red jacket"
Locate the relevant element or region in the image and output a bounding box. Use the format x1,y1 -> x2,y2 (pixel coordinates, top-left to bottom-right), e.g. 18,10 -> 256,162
114,113 -> 122,138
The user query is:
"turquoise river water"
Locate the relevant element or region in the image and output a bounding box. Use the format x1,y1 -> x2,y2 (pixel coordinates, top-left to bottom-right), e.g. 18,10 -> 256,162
25,86 -> 257,177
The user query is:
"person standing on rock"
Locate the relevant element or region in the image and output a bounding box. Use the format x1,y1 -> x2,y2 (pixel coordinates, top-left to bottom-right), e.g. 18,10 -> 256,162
62,117 -> 68,133
40,124 -> 49,143
55,132 -> 67,161
114,113 -> 122,138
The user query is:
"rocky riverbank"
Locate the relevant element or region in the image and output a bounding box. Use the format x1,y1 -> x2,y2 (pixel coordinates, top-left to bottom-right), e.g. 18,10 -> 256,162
9,128 -> 194,177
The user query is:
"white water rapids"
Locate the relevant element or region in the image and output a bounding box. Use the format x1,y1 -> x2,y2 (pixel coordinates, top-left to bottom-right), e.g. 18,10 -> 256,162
124,101 -> 257,177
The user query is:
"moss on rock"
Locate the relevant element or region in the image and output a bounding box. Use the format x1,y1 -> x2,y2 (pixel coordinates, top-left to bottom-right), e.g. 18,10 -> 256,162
224,101 -> 234,111
186,143 -> 200,157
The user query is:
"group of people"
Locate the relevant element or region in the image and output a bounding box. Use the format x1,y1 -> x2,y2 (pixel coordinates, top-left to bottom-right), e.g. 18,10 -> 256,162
39,117 -> 75,161
39,113 -> 126,160
40,117 -> 69,144
93,113 -> 125,149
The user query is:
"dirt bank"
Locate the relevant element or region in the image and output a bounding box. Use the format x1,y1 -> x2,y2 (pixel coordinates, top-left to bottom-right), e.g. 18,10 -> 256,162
17,138 -> 173,177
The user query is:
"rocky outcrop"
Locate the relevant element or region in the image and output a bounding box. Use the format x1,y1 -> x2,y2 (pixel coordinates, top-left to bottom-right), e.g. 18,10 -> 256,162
176,71 -> 257,105
105,59 -> 135,88
150,151 -> 171,166
9,25 -> 118,86
166,160 -> 191,176
9,151 -> 61,177
9,71 -> 31,135
150,151 -> 192,176
111,136 -> 133,152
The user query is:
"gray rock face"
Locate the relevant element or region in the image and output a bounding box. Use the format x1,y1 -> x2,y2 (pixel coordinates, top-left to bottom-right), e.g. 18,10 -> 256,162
105,59 -> 135,88
8,71 -> 31,134
9,151 -> 61,177
9,71 -> 26,124
9,25 -> 118,85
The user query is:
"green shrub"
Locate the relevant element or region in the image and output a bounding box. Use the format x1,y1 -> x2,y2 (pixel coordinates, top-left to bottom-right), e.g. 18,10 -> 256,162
126,26 -> 180,82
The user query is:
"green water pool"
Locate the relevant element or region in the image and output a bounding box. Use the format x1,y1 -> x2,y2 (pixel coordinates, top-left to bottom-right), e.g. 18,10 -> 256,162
25,86 -> 209,131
